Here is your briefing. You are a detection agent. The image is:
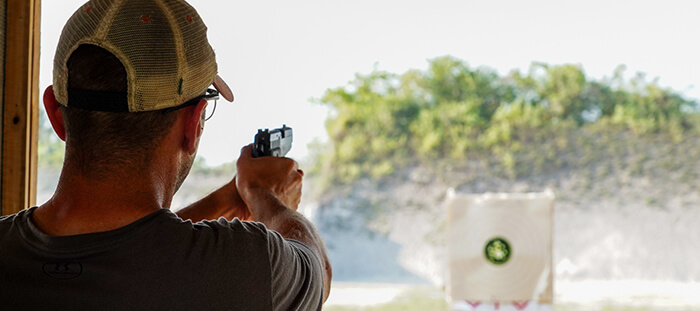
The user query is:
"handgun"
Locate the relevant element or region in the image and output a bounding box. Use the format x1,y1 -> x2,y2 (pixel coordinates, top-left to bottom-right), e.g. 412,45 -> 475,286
252,125 -> 293,158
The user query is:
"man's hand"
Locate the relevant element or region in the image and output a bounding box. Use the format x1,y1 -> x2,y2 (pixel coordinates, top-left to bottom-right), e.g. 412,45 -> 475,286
236,144 -> 304,218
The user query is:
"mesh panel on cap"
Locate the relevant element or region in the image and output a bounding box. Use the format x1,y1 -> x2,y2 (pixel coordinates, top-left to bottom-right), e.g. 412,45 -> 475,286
164,0 -> 218,104
53,0 -> 111,105
107,0 -> 179,111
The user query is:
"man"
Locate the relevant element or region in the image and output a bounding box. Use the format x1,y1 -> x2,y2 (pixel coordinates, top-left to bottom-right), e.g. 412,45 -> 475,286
0,0 -> 331,310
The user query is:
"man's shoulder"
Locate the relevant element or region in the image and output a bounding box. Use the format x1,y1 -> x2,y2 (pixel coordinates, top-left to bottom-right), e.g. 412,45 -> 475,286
0,208 -> 31,232
191,217 -> 271,240
161,215 -> 275,257
0,213 -> 17,224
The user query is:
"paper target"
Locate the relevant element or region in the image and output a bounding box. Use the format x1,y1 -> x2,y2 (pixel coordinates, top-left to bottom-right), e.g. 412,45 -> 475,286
447,191 -> 554,303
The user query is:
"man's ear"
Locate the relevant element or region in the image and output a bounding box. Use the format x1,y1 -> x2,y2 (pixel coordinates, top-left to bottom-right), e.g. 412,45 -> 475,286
43,85 -> 66,141
183,99 -> 208,155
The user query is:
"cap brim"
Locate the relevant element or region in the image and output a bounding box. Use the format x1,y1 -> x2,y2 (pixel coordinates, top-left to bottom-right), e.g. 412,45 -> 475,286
213,75 -> 234,102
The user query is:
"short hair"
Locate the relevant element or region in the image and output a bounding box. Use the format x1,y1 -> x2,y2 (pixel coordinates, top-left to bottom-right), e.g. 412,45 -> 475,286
61,44 -> 179,179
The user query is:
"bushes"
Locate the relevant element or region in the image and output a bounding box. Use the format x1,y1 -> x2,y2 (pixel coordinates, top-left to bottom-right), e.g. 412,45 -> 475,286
314,56 -> 699,184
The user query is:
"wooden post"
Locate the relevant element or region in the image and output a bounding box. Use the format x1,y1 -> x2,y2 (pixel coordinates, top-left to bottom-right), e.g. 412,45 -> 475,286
2,0 -> 41,215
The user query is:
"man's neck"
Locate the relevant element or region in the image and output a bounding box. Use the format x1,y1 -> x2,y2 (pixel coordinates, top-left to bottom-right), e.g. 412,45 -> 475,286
33,165 -> 176,236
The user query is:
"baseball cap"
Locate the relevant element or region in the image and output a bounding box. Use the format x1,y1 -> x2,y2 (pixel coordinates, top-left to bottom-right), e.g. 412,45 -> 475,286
52,0 -> 234,112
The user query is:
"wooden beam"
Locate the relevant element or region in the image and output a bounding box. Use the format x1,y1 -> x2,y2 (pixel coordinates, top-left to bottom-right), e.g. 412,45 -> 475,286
2,0 -> 41,215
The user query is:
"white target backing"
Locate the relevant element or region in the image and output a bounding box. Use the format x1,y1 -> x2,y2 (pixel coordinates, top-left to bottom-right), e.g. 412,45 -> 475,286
447,191 -> 554,303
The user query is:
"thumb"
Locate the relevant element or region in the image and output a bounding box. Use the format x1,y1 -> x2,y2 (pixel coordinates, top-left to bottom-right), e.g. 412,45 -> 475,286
239,144 -> 254,160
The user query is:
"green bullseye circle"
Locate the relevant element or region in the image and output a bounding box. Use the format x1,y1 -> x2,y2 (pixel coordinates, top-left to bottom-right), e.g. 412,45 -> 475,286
484,237 -> 511,265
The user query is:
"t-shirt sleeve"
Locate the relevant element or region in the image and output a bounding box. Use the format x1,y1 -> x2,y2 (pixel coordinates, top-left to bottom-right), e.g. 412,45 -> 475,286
267,230 -> 324,311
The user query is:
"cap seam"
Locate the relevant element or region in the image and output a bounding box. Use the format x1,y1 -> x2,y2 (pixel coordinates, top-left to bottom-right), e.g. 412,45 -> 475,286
94,0 -> 125,40
155,0 -> 186,109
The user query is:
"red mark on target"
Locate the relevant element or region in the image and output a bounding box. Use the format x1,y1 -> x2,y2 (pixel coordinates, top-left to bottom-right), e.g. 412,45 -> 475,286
513,301 -> 530,310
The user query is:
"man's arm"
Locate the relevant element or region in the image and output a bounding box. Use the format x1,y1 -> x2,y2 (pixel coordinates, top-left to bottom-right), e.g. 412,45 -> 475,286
236,145 -> 333,303
175,177 -> 251,223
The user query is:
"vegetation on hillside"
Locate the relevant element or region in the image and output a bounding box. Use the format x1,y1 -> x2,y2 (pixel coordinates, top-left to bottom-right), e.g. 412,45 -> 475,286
312,56 -> 698,184
37,56 -> 699,189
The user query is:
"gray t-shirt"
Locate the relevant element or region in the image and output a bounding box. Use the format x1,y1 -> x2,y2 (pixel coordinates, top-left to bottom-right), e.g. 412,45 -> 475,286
0,207 -> 323,310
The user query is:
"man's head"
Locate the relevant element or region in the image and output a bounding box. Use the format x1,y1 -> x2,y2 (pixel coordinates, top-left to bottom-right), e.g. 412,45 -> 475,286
55,44 -> 181,180
44,0 -> 232,184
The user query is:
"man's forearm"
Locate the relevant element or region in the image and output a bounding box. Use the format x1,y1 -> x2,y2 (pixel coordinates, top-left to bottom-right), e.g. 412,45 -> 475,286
273,210 -> 333,302
176,179 -> 249,222
234,144 -> 331,300
248,192 -> 333,302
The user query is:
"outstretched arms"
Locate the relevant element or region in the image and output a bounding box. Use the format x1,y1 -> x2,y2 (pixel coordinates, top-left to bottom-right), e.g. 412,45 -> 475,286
176,144 -> 332,303
236,144 -> 332,302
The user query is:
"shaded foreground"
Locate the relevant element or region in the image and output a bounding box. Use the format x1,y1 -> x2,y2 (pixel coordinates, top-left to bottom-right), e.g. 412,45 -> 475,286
323,282 -> 700,311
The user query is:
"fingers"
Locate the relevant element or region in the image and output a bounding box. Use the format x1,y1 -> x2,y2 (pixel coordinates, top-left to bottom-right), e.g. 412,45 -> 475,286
285,158 -> 299,175
236,143 -> 304,212
238,144 -> 297,171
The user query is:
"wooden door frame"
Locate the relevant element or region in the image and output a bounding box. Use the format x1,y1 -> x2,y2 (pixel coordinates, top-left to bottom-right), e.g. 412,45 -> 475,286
2,0 -> 41,215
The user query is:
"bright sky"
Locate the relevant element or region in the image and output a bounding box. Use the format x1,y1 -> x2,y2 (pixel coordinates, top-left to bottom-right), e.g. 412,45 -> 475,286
40,0 -> 700,166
